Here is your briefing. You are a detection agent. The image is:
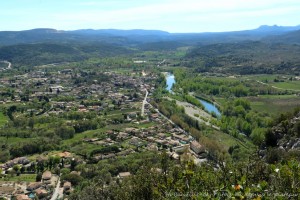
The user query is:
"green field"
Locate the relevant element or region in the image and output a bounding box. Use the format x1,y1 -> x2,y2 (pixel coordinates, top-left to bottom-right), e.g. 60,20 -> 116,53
247,95 -> 300,115
270,81 -> 300,90
243,74 -> 278,82
0,112 -> 7,126
62,129 -> 106,146
201,129 -> 256,161
0,137 -> 33,145
1,174 -> 36,182
242,74 -> 300,91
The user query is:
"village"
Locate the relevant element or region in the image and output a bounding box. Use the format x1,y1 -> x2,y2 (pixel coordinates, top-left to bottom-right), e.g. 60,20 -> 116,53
0,66 -> 207,200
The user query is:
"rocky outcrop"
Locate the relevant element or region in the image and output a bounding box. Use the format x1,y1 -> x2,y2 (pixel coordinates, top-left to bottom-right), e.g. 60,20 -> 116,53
265,111 -> 300,151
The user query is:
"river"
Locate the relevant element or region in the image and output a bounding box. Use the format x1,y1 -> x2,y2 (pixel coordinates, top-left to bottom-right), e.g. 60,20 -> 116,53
165,73 -> 221,117
198,99 -> 221,117
166,73 -> 175,92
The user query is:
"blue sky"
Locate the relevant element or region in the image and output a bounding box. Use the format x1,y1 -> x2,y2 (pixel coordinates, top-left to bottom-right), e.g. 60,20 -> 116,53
1,0 -> 300,32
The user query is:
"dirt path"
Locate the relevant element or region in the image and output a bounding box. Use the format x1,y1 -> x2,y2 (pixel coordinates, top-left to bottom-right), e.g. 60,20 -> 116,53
256,80 -> 300,92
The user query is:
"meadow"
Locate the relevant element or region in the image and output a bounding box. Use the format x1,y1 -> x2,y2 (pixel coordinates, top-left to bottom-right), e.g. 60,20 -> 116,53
0,112 -> 7,126
247,95 -> 300,115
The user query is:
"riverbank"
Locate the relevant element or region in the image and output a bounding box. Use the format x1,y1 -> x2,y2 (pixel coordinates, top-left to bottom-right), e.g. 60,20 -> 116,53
165,97 -> 220,130
165,72 -> 221,118
194,94 -> 221,109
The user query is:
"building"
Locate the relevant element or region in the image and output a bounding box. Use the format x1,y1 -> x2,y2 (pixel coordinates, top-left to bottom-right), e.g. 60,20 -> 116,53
27,182 -> 42,191
190,141 -> 205,154
35,189 -> 48,198
118,172 -> 131,178
63,181 -> 72,194
42,171 -> 52,184
16,194 -> 30,200
63,181 -> 72,191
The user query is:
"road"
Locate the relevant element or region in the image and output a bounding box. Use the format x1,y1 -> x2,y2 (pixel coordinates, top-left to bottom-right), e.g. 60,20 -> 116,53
50,177 -> 61,200
141,89 -> 148,116
146,99 -> 176,127
1,61 -> 11,69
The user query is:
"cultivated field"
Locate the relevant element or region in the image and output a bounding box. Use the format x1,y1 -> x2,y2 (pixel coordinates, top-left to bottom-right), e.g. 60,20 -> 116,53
247,95 -> 300,115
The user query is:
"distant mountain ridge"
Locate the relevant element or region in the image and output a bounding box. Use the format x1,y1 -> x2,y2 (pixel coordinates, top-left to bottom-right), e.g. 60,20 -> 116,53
0,25 -> 300,46
254,25 -> 300,33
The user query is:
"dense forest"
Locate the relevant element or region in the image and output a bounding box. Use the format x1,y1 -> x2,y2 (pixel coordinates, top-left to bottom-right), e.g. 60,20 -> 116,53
0,42 -> 133,67
184,41 -> 300,74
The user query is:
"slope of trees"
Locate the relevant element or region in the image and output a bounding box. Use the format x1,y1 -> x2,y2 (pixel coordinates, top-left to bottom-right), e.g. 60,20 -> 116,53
0,42 -> 133,67
184,41 -> 300,74
69,151 -> 300,200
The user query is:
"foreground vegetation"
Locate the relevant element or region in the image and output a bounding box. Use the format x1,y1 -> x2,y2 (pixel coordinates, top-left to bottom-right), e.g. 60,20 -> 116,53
69,150 -> 300,200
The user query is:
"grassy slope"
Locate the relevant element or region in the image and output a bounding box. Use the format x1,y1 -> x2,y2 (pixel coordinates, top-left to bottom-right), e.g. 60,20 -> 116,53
0,112 -> 7,126
243,74 -> 300,90
271,81 -> 300,90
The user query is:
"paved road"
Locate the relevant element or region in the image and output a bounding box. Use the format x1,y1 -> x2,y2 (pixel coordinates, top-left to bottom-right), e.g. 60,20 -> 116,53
141,89 -> 148,116
50,178 -> 61,200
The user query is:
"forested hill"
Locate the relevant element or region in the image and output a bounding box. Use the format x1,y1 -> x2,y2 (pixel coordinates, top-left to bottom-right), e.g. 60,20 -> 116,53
185,41 -> 300,74
0,28 -> 131,46
263,29 -> 300,44
0,42 -> 133,67
1,25 -> 300,68
0,28 -> 171,46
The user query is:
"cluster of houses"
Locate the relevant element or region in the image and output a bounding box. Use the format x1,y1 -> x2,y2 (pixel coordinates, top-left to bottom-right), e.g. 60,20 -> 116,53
0,157 -> 30,172
0,170 -> 56,200
0,68 -> 158,120
0,66 -> 209,199
0,152 -> 76,200
82,113 -> 206,162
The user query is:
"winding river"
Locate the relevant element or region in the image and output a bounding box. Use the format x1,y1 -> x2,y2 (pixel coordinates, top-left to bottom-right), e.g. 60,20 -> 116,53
166,73 -> 175,92
165,73 -> 221,117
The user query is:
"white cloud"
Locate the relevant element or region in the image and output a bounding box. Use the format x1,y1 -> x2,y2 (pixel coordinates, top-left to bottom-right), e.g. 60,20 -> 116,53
2,0 -> 300,31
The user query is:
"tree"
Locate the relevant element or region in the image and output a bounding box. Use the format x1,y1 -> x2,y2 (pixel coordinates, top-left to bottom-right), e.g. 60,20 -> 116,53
20,166 -> 25,174
62,173 -> 84,186
13,165 -> 20,175
70,158 -> 77,171
28,117 -> 35,129
0,150 -> 10,163
56,125 -> 75,139
7,105 -> 17,120
250,128 -> 266,145
36,172 -> 42,182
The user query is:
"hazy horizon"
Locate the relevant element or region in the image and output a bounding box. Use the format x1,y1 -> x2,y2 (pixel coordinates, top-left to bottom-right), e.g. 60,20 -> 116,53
2,24 -> 299,34
1,0 -> 300,33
